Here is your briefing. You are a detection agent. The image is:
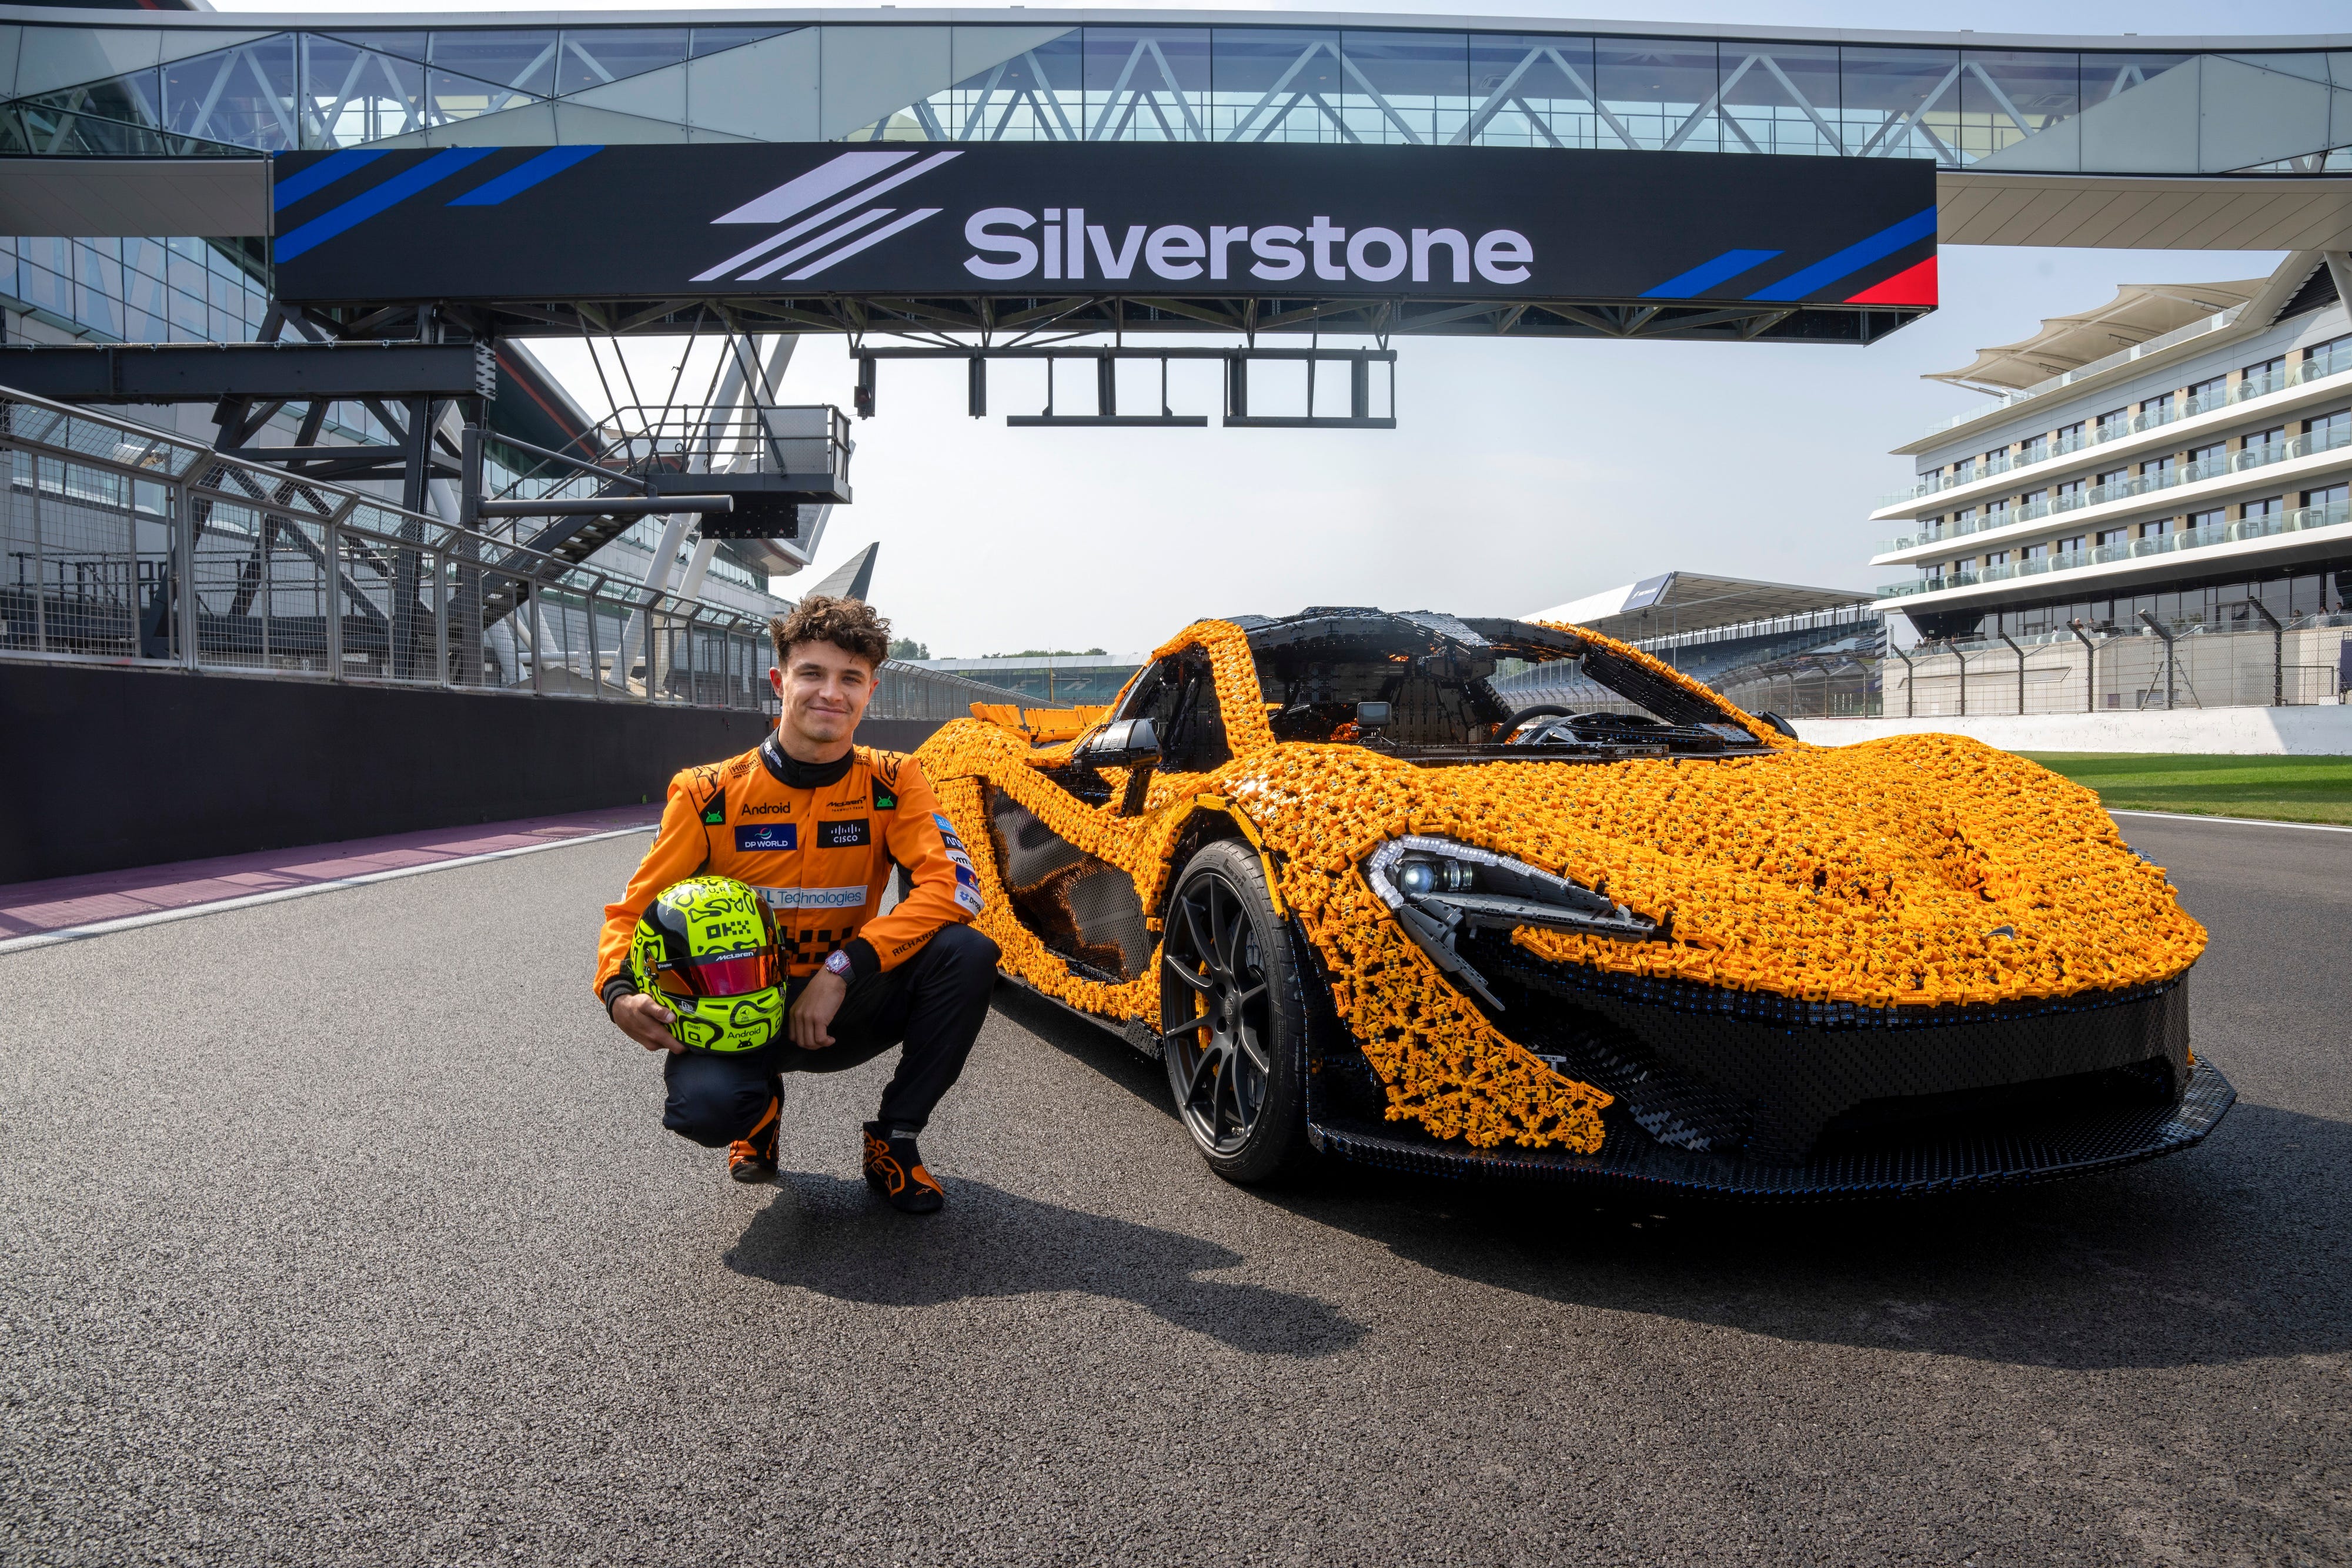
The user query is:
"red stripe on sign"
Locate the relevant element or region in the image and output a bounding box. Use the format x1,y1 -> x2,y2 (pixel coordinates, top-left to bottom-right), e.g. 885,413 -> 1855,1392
1845,255 -> 1937,306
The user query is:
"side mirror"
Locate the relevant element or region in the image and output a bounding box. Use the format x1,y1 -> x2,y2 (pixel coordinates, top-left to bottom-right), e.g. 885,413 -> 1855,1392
1076,716 -> 1161,767
1355,701 -> 1392,729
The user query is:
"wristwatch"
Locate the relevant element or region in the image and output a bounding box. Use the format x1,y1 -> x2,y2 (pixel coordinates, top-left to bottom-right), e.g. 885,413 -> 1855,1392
823,948 -> 854,979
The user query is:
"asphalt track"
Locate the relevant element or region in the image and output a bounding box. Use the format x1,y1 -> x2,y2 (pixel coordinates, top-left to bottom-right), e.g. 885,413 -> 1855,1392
2,815 -> 2346,1566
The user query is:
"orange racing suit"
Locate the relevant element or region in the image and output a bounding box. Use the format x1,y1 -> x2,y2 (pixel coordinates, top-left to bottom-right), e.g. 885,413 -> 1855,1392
595,732 -> 983,1009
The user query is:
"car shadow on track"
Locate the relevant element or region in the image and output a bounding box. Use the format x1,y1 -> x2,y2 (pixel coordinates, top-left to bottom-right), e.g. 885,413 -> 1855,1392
1262,1100 -> 2351,1373
991,988 -> 2349,1373
724,1174 -> 1366,1358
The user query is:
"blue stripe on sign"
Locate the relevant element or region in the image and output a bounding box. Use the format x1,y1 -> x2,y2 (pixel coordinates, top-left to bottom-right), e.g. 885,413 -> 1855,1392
1745,208 -> 1938,302
1639,248 -> 1782,299
274,147 -> 499,262
272,149 -> 389,212
446,145 -> 604,207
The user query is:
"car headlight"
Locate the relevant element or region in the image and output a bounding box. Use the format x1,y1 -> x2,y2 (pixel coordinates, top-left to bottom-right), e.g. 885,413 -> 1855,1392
1362,835 -> 1660,1012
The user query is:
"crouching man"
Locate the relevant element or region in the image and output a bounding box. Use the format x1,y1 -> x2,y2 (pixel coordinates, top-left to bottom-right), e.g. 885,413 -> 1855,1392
593,595 -> 998,1213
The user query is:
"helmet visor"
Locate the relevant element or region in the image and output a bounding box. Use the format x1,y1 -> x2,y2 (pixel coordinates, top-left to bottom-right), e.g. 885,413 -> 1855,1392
653,948 -> 780,999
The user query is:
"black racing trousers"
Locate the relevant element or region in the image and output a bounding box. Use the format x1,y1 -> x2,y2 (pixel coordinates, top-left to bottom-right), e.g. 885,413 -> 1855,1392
661,922 -> 1000,1147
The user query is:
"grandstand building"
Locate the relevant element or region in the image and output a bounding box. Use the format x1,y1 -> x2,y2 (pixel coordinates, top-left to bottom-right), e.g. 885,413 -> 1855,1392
1870,253 -> 2352,643
1506,573 -> 1882,717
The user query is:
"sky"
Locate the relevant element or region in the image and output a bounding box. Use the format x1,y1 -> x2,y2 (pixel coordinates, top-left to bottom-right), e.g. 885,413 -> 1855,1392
215,0 -> 2347,656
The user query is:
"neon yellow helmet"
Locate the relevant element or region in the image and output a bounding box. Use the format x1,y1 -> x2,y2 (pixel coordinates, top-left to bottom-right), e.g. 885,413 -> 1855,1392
627,876 -> 786,1054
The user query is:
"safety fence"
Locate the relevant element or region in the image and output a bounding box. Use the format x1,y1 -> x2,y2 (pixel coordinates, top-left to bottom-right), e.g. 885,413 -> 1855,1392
1491,618 -> 2350,723
1885,618 -> 2350,717
864,660 -> 1034,721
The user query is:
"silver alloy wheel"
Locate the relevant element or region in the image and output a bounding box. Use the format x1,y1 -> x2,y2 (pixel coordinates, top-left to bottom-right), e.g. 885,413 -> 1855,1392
1161,865 -> 1273,1156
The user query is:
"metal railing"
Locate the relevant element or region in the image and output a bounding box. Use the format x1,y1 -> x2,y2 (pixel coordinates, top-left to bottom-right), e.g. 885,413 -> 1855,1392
1902,346 -> 2352,500
1918,306 -> 2247,439
1882,500 -> 2352,600
1890,424 -> 2349,551
0,383 -> 779,707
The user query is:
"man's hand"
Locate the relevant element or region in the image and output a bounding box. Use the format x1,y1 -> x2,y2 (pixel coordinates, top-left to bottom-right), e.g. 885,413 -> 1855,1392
790,969 -> 848,1051
611,992 -> 685,1054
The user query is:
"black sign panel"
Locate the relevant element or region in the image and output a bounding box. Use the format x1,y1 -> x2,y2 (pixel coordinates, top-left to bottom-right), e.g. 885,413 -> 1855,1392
272,143 -> 1936,310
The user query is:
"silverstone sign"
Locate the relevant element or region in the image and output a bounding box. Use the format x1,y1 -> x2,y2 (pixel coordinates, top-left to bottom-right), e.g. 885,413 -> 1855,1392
271,143 -> 1937,309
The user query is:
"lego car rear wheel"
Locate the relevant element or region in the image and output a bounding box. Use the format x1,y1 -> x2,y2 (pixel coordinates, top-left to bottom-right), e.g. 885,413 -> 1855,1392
1160,840 -> 1311,1183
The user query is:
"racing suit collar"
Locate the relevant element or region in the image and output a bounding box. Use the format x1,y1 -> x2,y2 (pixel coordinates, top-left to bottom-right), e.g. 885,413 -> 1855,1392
760,732 -> 856,790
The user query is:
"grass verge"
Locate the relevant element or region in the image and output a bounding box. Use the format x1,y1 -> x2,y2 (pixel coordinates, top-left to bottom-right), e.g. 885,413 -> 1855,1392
2020,753 -> 2352,827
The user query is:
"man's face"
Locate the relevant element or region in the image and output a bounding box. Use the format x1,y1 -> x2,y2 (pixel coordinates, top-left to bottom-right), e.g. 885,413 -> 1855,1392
769,640 -> 874,753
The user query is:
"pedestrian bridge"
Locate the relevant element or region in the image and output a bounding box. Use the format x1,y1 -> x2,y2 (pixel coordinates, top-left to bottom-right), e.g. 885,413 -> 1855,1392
2,9 -> 2349,250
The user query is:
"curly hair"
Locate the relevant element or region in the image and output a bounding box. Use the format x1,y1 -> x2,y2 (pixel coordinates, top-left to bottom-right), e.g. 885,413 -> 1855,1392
769,594 -> 892,670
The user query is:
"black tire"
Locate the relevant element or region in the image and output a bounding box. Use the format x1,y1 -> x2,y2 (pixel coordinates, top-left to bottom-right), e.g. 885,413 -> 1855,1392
1159,839 -> 1311,1184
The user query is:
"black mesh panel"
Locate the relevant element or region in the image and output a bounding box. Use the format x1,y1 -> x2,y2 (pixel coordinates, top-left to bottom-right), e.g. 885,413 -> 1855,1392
987,786 -> 1151,982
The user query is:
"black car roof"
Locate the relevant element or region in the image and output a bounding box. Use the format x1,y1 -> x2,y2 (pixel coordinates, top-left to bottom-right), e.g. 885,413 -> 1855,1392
1225,608 -> 1584,661
1221,607 -> 1738,729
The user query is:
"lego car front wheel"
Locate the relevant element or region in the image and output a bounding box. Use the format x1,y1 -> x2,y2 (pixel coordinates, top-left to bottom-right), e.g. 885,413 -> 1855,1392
1160,840 -> 1312,1183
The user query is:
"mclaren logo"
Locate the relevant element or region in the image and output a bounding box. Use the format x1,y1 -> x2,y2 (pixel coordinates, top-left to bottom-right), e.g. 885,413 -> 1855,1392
694,149 -> 961,283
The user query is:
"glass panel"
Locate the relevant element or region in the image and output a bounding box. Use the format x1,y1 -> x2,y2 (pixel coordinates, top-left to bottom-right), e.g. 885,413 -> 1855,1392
1959,50 -> 2079,163
1212,29 -> 1344,143
163,36 -> 299,152
124,263 -> 168,342
300,34 -> 427,146
321,30 -> 431,64
1466,35 -> 1599,148
123,236 -> 168,283
1839,45 -> 1960,162
2079,51 -> 2191,103
1595,38 -> 1719,153
1339,31 -> 1468,146
30,68 -> 163,129
6,67 -> 256,157
691,26 -> 795,60
1083,26 -> 1210,142
428,30 -> 559,98
426,65 -> 542,125
165,243 -> 206,297
19,238 -> 74,316
72,239 -> 122,340
939,32 -> 1081,141
1719,41 -> 1842,155
16,254 -> 69,317
556,28 -> 689,96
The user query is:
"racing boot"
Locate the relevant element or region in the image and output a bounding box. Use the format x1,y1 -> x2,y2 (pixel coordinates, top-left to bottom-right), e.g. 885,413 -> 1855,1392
728,1089 -> 782,1183
861,1121 -> 946,1214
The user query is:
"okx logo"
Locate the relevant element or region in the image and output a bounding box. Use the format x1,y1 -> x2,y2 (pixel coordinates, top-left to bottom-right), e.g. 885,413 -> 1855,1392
693,150 -> 962,284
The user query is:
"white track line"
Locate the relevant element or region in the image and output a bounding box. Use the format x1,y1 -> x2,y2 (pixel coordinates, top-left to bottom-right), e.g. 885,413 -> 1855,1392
2110,809 -> 2352,834
0,824 -> 657,957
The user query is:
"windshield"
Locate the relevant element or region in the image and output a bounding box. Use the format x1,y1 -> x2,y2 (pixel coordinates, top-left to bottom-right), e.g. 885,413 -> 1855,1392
1241,610 -> 1765,761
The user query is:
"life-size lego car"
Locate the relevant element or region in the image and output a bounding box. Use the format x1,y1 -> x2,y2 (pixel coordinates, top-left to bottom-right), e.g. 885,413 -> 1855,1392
911,609 -> 2233,1197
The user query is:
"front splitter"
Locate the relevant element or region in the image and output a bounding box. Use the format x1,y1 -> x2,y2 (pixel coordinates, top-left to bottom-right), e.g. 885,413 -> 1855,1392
1307,1059 -> 2237,1201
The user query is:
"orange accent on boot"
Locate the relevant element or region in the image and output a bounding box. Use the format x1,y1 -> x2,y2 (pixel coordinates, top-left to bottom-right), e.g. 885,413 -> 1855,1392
908,1164 -> 944,1199
863,1131 -> 907,1195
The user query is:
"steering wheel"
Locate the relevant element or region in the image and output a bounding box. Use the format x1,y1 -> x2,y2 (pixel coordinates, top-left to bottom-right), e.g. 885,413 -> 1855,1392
1501,704 -> 1583,746
1503,704 -> 1665,746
